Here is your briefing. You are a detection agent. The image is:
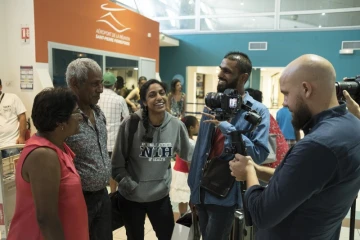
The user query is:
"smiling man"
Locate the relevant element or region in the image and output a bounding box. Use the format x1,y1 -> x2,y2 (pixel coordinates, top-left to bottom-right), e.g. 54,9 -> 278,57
188,51 -> 270,240
229,54 -> 360,240
65,58 -> 112,240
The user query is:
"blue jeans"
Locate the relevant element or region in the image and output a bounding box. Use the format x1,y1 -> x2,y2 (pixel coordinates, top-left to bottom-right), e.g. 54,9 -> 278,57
1,148 -> 21,158
196,203 -> 236,240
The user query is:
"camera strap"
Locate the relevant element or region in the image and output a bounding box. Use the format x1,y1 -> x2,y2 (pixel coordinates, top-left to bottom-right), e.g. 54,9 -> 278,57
0,93 -> 5,105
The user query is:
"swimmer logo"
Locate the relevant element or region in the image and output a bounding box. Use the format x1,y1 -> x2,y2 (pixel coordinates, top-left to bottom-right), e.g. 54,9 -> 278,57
95,3 -> 131,46
97,3 -> 131,33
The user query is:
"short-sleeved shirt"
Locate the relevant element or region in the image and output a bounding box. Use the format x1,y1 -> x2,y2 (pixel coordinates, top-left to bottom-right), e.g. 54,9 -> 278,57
98,88 -> 129,152
65,105 -> 111,192
0,92 -> 26,147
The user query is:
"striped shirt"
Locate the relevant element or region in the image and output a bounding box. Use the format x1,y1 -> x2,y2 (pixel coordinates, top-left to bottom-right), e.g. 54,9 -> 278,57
98,88 -> 129,152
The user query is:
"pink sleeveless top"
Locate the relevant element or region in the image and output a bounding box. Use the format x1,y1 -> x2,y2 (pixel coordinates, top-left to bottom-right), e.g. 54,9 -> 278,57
7,135 -> 89,240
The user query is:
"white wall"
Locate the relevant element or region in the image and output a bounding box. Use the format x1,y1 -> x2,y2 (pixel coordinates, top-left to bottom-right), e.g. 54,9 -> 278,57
1,0 -> 53,134
0,0 -> 8,84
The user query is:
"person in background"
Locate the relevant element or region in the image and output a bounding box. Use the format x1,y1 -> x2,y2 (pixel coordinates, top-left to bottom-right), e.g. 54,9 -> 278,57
188,52 -> 270,240
276,103 -> 300,148
7,88 -> 88,240
112,79 -> 191,240
98,72 -> 129,193
114,75 -> 129,98
126,76 -> 147,112
229,54 -> 360,239
167,79 -> 186,118
170,115 -> 199,217
246,88 -> 289,168
0,78 -> 27,158
65,58 -> 112,240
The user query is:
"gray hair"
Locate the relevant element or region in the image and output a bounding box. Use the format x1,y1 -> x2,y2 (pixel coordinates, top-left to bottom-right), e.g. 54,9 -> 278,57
66,58 -> 102,86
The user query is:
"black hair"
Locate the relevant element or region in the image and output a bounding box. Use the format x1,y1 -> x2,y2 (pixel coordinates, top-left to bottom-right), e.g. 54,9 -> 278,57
32,87 -> 78,132
170,79 -> 181,94
0,79 -> 2,85
224,51 -> 252,76
246,88 -> 263,103
181,116 -> 198,136
140,79 -> 168,142
115,76 -> 124,90
138,76 -> 147,84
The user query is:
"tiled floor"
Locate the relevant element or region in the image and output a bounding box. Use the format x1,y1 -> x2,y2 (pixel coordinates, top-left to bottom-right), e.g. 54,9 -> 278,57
112,193 -> 360,239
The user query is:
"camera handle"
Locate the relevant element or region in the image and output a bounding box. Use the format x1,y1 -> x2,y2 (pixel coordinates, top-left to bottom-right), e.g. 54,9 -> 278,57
229,130 -> 253,227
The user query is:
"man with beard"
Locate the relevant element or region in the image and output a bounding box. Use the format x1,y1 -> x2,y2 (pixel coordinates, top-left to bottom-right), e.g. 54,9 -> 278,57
188,51 -> 270,240
229,54 -> 360,240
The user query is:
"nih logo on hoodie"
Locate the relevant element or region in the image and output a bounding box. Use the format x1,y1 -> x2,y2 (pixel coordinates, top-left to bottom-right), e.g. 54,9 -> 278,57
139,142 -> 173,162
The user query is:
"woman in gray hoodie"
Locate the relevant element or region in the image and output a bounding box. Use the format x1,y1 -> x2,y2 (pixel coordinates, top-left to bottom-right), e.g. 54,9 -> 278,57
112,79 -> 191,240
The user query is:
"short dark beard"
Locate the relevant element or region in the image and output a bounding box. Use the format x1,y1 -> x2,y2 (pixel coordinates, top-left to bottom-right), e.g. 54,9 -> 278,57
217,76 -> 239,93
291,97 -> 312,131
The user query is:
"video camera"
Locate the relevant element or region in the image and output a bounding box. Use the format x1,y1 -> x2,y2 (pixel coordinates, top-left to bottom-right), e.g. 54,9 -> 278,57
205,89 -> 262,126
335,75 -> 360,102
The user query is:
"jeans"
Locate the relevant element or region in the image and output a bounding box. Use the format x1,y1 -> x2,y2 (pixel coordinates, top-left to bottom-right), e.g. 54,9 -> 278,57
83,188 -> 112,240
196,203 -> 236,240
119,194 -> 174,240
1,148 -> 21,158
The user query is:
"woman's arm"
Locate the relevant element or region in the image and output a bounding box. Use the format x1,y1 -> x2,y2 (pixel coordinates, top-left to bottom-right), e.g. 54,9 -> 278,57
22,147 -> 65,240
181,94 -> 187,118
125,89 -> 139,112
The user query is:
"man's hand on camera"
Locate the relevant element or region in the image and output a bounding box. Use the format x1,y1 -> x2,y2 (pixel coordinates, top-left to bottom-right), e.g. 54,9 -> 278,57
343,90 -> 360,119
229,154 -> 254,181
202,106 -> 221,126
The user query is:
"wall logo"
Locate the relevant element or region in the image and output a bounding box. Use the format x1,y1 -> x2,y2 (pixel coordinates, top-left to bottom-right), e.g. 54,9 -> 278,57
95,3 -> 131,46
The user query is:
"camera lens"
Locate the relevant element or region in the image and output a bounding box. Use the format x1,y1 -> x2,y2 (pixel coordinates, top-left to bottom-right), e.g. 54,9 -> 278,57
335,81 -> 360,99
205,92 -> 223,108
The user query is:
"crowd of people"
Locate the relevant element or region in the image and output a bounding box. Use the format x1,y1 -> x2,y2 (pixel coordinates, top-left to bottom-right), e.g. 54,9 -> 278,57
1,52 -> 359,240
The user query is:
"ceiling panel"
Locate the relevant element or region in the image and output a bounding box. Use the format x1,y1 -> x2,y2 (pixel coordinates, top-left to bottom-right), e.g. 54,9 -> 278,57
280,0 -> 360,12
200,0 -> 275,15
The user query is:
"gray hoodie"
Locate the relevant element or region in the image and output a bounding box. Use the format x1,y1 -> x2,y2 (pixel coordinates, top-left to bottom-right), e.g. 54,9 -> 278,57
112,110 -> 191,202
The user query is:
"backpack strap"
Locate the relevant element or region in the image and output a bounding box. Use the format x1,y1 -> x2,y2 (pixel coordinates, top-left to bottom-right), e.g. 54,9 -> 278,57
126,113 -> 140,163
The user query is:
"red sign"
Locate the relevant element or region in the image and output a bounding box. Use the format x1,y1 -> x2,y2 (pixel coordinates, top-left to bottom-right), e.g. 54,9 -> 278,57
0,204 -> 4,225
21,27 -> 30,40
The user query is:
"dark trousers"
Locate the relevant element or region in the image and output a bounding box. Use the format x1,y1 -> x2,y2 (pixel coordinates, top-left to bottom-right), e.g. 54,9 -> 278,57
119,194 -> 175,240
83,188 -> 112,240
196,203 -> 236,240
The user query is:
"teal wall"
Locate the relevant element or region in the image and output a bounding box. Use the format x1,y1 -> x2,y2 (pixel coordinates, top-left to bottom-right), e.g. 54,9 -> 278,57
250,68 -> 261,90
160,30 -> 360,92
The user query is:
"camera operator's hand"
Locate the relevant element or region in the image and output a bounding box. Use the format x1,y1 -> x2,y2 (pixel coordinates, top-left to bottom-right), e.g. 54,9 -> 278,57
202,107 -> 221,127
229,154 -> 254,181
343,90 -> 360,119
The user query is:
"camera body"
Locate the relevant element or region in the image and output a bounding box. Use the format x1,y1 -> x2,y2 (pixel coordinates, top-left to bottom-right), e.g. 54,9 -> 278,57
335,75 -> 360,102
205,89 -> 242,121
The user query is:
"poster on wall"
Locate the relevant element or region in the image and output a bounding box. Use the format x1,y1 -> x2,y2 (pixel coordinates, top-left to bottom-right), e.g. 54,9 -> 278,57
196,73 -> 205,99
20,66 -> 34,90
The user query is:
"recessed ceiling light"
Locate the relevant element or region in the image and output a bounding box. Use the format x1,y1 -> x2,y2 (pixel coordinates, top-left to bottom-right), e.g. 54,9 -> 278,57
134,68 -> 138,70
322,13 -> 325,16
240,2 -> 244,5
318,25 -> 322,28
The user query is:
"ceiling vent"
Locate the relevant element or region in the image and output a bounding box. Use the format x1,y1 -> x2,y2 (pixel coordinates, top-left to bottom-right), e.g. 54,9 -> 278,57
249,42 -> 267,51
342,41 -> 360,50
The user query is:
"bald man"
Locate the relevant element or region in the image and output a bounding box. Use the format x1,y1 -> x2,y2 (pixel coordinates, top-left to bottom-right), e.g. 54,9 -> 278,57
229,54 -> 360,239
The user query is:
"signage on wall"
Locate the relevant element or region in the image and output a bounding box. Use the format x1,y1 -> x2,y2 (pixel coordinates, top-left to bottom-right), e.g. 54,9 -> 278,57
20,66 -> 34,90
95,3 -> 131,46
21,26 -> 30,43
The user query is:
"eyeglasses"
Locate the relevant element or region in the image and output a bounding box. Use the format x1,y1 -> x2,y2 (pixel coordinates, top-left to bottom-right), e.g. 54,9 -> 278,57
71,109 -> 82,116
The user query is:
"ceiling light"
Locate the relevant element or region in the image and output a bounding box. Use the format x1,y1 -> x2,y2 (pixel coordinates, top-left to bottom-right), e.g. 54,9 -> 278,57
261,68 -> 267,71
240,2 -> 244,5
322,13 -> 325,16
252,18 -> 255,21
318,25 -> 322,28
134,68 -> 138,70
188,0 -> 194,4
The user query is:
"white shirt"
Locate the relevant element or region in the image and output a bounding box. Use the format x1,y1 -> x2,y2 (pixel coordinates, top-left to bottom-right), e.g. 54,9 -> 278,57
98,88 -> 129,152
0,92 -> 26,147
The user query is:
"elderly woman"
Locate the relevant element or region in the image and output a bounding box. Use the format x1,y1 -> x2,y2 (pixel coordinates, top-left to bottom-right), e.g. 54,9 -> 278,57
7,88 -> 88,240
